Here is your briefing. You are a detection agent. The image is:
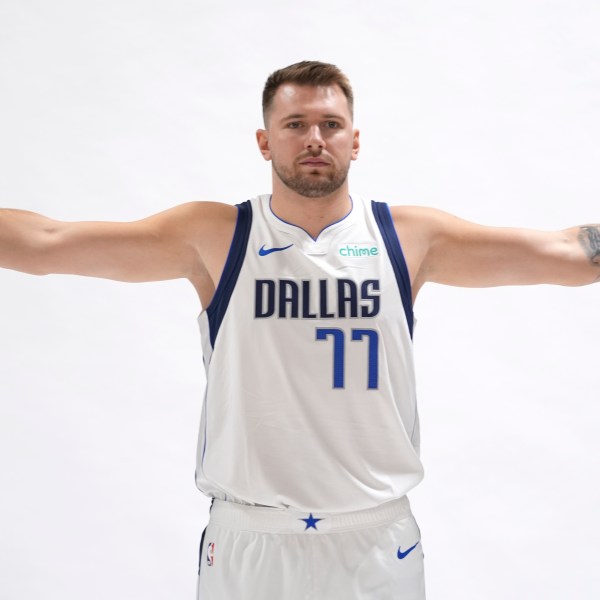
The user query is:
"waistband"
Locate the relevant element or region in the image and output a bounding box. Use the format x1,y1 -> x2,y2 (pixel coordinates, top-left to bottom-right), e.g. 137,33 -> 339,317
208,497 -> 412,534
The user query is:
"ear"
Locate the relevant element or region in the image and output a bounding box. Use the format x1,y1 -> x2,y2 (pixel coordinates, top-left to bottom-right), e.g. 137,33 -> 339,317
351,129 -> 360,161
256,129 -> 271,161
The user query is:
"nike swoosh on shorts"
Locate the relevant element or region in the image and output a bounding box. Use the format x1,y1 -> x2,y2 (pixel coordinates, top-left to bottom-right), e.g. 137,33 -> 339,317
397,541 -> 420,560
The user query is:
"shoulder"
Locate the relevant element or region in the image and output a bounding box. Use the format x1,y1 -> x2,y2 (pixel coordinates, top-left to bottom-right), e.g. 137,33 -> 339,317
154,202 -> 242,303
146,200 -> 238,240
388,204 -> 458,231
386,205 -> 457,255
383,204 -> 464,298
388,204 -> 476,249
158,200 -> 238,224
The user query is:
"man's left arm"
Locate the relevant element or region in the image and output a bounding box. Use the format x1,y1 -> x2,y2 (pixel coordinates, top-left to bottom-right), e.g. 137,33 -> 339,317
392,207 -> 600,298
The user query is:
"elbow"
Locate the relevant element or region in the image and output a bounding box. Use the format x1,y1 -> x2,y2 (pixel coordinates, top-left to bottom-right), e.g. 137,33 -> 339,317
8,256 -> 53,276
26,265 -> 53,276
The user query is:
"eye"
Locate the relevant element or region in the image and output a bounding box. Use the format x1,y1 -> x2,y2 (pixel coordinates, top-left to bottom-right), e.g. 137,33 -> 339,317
287,121 -> 302,129
324,121 -> 340,129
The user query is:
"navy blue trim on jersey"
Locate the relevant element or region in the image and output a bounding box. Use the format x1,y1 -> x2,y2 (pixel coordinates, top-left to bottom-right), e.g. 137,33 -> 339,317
269,195 -> 354,241
371,201 -> 414,338
197,525 -> 208,576
206,201 -> 253,348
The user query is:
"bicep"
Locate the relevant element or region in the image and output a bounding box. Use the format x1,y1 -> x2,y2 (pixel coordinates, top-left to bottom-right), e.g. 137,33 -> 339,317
426,222 -> 573,287
42,220 -> 183,281
397,208 -> 592,290
39,202 -> 231,283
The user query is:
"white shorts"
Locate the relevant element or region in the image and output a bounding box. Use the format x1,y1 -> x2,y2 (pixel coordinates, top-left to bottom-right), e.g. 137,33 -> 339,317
197,497 -> 425,600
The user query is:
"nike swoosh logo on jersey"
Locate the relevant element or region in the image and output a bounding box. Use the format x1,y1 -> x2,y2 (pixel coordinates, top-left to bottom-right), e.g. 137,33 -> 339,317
258,243 -> 294,256
397,541 -> 419,559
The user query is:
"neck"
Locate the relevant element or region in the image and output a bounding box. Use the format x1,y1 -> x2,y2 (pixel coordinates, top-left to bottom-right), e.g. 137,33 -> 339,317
270,180 -> 352,240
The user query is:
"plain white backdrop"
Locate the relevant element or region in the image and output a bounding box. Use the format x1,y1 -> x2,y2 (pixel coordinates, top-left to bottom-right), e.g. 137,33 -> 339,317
0,1 -> 598,598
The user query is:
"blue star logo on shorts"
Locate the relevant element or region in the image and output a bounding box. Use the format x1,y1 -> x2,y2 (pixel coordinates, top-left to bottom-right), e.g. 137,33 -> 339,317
300,513 -> 323,531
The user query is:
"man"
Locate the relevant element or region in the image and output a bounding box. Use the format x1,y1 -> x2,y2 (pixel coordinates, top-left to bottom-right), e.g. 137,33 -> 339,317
1,61 -> 598,599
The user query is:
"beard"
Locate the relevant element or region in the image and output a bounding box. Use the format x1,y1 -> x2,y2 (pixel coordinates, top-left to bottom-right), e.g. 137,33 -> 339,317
272,156 -> 351,198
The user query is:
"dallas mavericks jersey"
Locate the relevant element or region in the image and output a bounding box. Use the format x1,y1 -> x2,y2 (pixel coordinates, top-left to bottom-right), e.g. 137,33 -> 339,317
195,195 -> 424,512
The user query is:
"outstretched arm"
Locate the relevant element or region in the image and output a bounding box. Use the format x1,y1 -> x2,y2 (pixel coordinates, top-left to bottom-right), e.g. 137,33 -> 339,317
392,207 -> 600,299
0,202 -> 237,301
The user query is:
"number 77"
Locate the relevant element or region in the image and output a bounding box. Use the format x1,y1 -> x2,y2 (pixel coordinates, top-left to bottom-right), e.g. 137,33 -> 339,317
316,328 -> 379,390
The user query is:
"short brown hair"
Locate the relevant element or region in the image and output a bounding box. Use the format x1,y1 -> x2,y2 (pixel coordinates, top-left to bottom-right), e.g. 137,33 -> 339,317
262,60 -> 354,125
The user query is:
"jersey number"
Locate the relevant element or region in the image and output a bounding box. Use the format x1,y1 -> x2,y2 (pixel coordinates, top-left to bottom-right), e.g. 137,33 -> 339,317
316,328 -> 379,389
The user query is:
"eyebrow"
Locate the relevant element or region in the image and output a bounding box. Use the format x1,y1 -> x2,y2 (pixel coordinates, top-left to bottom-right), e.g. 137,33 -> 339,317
279,113 -> 346,123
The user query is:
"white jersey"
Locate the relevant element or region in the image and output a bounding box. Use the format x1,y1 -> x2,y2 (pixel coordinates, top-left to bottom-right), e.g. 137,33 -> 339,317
195,194 -> 423,512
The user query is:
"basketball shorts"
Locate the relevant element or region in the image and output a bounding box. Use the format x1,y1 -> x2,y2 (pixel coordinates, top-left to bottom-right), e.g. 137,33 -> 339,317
196,496 -> 425,600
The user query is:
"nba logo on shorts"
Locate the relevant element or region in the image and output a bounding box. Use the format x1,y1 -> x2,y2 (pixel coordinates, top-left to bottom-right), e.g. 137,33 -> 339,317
207,542 -> 215,567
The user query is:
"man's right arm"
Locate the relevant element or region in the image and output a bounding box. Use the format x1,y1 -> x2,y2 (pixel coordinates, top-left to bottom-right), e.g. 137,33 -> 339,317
0,202 -> 237,291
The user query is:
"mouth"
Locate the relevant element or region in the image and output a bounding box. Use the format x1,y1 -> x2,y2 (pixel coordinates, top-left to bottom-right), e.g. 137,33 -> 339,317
299,159 -> 330,167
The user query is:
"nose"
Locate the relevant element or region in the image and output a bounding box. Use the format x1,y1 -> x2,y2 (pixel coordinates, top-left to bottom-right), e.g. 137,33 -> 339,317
304,125 -> 325,152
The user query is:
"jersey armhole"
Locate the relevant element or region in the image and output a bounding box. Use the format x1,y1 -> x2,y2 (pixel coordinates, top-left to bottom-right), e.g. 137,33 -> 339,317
371,200 -> 414,338
206,200 -> 253,348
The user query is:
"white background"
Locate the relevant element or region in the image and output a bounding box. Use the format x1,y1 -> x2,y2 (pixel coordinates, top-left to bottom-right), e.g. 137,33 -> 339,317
1,1 -> 599,598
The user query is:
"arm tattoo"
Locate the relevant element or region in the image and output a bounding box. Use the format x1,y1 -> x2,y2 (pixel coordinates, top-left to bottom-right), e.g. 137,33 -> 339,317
578,225 -> 600,280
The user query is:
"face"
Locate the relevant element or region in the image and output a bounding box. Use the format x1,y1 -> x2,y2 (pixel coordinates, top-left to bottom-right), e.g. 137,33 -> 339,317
256,84 -> 360,198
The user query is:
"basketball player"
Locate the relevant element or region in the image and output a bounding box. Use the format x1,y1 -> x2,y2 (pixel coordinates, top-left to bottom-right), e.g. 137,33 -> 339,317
1,61 -> 598,599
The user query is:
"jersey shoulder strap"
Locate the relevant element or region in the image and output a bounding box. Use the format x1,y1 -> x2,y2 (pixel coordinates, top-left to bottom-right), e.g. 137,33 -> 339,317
371,200 -> 414,338
206,200 -> 253,347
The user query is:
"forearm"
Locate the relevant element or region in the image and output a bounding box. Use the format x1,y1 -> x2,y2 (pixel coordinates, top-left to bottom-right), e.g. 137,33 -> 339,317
0,208 -> 57,275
